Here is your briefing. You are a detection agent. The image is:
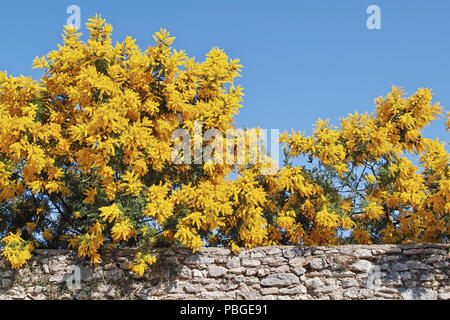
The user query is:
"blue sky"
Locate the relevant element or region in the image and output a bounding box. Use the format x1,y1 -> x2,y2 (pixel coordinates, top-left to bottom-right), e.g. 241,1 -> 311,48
1,0 -> 448,150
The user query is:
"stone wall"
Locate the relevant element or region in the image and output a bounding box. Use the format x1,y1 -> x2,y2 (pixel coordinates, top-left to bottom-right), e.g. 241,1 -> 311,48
0,244 -> 448,300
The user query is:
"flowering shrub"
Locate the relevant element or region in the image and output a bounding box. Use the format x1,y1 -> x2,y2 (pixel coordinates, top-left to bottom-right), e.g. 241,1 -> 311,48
0,16 -> 448,275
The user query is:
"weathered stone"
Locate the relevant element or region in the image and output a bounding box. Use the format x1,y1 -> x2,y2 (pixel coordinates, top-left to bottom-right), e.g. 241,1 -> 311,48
260,287 -> 279,295
261,257 -> 284,267
279,285 -> 307,295
282,248 -> 302,259
48,275 -> 65,284
349,260 -> 373,273
329,290 -> 344,300
305,278 -> 324,290
354,249 -> 372,258
192,269 -> 203,278
433,261 -> 449,269
257,268 -> 270,277
184,255 -> 214,265
228,267 -> 245,274
42,264 -> 50,274
266,248 -> 282,255
403,248 -> 424,255
292,267 -> 307,276
1,278 -> 13,289
288,258 -> 305,267
250,251 -> 266,258
405,261 -> 429,270
401,288 -> 438,300
379,287 -> 398,294
105,269 -> 124,282
241,259 -> 261,267
371,249 -> 386,255
245,269 -> 258,276
341,278 -> 359,288
208,265 -> 227,278
392,262 -> 408,272
309,258 -> 326,270
419,273 -> 435,281
273,265 -> 290,273
261,273 -> 299,287
177,266 -> 192,279
226,257 -> 241,269
339,247 -> 353,255
343,287 -> 360,299
104,263 -> 116,271
438,292 -> 450,300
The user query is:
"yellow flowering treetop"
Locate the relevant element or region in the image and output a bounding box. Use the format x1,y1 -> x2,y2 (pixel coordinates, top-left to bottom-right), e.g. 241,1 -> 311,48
279,87 -> 449,245
0,16 -> 448,274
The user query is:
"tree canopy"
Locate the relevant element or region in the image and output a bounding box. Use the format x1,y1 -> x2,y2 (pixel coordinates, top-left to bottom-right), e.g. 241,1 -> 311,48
1,16 -> 448,275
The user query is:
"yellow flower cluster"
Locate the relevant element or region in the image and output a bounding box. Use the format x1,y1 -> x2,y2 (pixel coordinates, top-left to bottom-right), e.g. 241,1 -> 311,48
280,86 -> 448,245
1,231 -> 34,269
130,252 -> 157,277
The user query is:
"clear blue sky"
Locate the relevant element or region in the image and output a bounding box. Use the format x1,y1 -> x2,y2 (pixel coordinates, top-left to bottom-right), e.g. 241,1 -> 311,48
1,0 -> 448,149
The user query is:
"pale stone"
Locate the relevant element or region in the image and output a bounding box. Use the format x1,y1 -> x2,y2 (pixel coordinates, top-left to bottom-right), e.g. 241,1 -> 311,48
228,267 -> 245,274
260,273 -> 299,287
260,287 -> 279,295
292,267 -> 307,276
279,285 -> 307,295
339,247 -> 353,255
208,265 -> 227,278
192,269 -> 203,278
305,278 -> 324,290
341,278 -> 359,288
48,275 -> 65,284
309,258 -> 326,270
343,287 -> 360,299
438,292 -> 450,300
274,265 -> 290,273
257,268 -> 270,277
178,266 -> 192,279
250,251 -> 266,258
261,257 -> 283,267
266,248 -> 282,255
349,260 -> 373,272
226,257 -> 241,269
282,248 -> 302,259
329,290 -> 344,300
245,269 -> 257,276
354,249 -> 372,258
184,255 -> 214,265
241,259 -> 261,267
42,264 -> 50,274
288,258 -> 305,267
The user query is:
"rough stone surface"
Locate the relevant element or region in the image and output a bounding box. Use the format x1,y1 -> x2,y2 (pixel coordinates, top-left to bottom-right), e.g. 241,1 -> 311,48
0,244 -> 448,300
260,273 -> 299,287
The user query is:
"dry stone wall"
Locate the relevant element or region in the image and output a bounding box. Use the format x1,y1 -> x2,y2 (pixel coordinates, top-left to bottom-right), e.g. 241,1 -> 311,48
0,244 -> 449,300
